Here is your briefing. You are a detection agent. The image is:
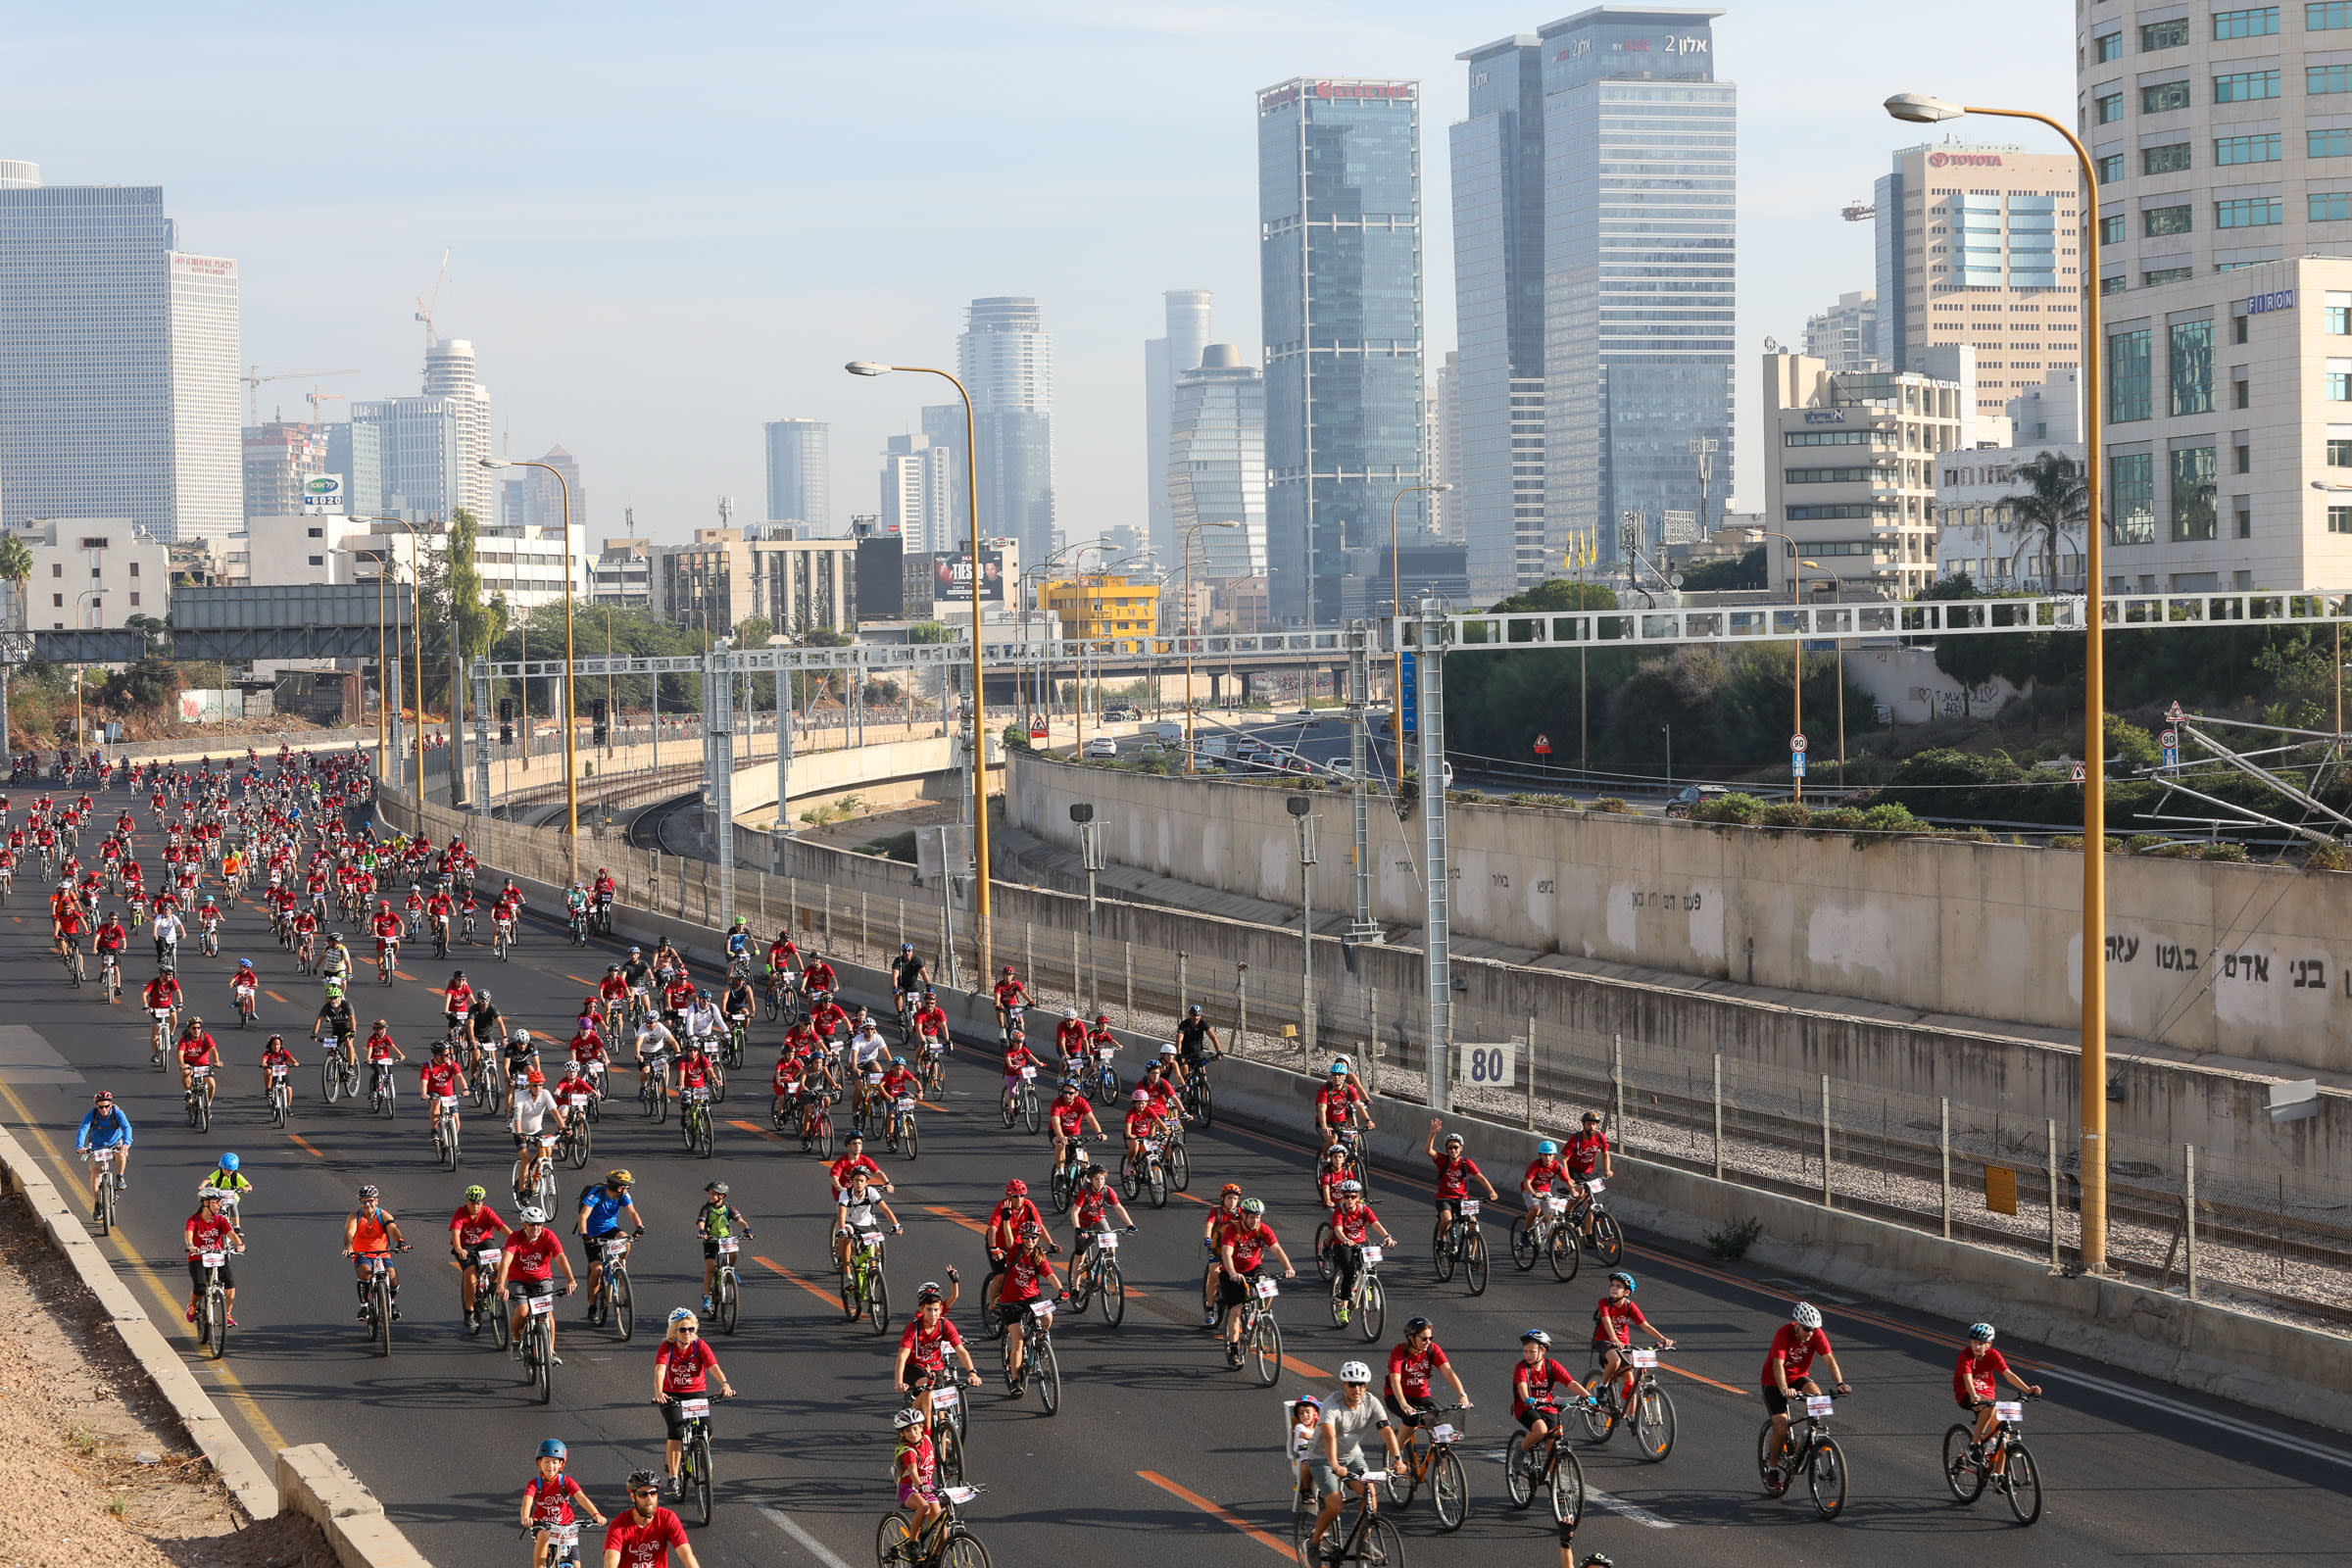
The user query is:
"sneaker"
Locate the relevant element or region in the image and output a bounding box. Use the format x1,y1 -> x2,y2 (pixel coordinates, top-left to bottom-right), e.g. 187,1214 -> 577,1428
701,1297 -> 714,1315
548,1353 -> 563,1366
1764,1464 -> 1785,1492
185,1303 -> 197,1323
390,1305 -> 402,1321
358,1305 -> 370,1319
1225,1342 -> 1244,1369
225,1316 -> 237,1327
1335,1304 -> 1350,1326
466,1319 -> 480,1338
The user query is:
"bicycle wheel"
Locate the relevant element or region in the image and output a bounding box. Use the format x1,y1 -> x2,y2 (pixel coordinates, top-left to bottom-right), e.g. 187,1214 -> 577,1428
940,1534 -> 990,1568
1249,1313 -> 1282,1388
372,1276 -> 393,1357
717,1270 -> 741,1335
1547,1224 -> 1581,1283
1942,1424 -> 1986,1503
692,1432 -> 714,1526
613,1268 -> 635,1341
1147,1160 -> 1168,1208
710,1067 -> 728,1105
876,1510 -> 913,1568
535,1316 -> 554,1406
1358,1276 -> 1385,1344
653,1084 -> 669,1125
1505,1439 -> 1537,1509
1194,1076 -> 1212,1128
1509,1215 -> 1538,1272
1549,1445 -> 1586,1526
1580,1388 -> 1616,1443
2002,1442 -> 2042,1526
1633,1385 -> 1676,1462
1051,1165 -> 1073,1214
1755,1418 -> 1786,1494
194,1093 -> 212,1134
902,1115 -> 918,1160
1384,1436 -> 1422,1509
811,1112 -> 833,1161
1432,1446 -> 1467,1532
1168,1141 -> 1190,1191
1000,1091 -> 1017,1130
1034,1336 -> 1061,1415
1361,1513 -> 1403,1568
321,1054 -> 341,1102
1314,1222 -> 1338,1283
98,1177 -> 115,1237
936,1424 -> 964,1484
1430,1220 -> 1454,1283
867,1269 -> 891,1335
1100,1261 -> 1125,1327
204,1286 -> 227,1360
1592,1212 -> 1624,1267
490,1292 -> 512,1349
1021,1090 -> 1042,1137
1807,1437 -> 1847,1520
1463,1232 -> 1488,1297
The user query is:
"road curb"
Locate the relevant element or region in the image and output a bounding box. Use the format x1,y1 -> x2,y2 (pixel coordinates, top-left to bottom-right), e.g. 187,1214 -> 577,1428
0,1119 -> 279,1521
277,1445 -> 435,1568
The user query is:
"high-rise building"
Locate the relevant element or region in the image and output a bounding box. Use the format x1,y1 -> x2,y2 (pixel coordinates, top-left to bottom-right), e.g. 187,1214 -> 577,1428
920,404 -> 969,539
1533,9 -> 1737,572
1451,35 -> 1547,598
1167,343 -> 1268,579
763,418 -> 829,528
1257,77 -> 1427,625
1144,289 -> 1214,563
880,433 -> 953,554
351,337 -> 494,523
1430,349 -> 1461,542
325,418 -> 383,519
242,420 -> 331,519
1802,289 -> 1883,374
956,296 -> 1056,563
1874,140 -> 2080,418
500,444 -> 584,532
0,160 -> 242,541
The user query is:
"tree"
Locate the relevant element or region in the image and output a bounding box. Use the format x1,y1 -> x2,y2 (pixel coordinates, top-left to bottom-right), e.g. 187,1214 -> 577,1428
906,621 -> 957,645
0,534 -> 31,632
1999,451 -> 2087,587
733,614 -> 773,649
1678,544 -> 1765,592
1486,579 -> 1620,614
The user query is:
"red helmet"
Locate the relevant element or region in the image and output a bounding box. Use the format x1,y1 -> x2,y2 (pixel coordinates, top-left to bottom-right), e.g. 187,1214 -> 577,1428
1004,1179 -> 1028,1198
526,1068 -> 546,1086
377,900 -> 390,910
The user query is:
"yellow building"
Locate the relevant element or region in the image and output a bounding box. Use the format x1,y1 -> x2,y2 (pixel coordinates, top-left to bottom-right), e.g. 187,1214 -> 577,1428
1040,574 -> 1159,639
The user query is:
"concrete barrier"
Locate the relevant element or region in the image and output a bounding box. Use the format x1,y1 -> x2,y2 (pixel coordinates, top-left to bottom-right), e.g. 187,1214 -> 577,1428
276,1445 -> 434,1568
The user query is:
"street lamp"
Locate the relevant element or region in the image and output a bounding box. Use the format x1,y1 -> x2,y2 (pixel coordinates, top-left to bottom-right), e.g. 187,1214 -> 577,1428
1795,560 -> 1845,783
1388,483 -> 1453,762
1177,521 -> 1242,769
480,458 -> 578,880
1888,87 -> 2110,1275
848,360 -> 993,978
1287,794 -> 1317,1056
352,516 -> 426,793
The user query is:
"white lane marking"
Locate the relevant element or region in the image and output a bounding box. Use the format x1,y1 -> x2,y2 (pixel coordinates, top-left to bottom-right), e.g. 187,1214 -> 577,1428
761,1505 -> 858,1568
1475,1450 -> 1676,1528
2041,1365 -> 2352,1473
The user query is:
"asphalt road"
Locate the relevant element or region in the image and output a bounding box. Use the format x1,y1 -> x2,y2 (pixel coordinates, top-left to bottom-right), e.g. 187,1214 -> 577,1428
2,780 -> 2348,1568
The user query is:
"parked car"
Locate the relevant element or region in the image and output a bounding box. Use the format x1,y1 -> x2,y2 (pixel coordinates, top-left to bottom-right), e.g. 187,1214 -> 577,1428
1199,734 -> 1231,759
1664,783 -> 1727,819
1084,737 -> 1119,759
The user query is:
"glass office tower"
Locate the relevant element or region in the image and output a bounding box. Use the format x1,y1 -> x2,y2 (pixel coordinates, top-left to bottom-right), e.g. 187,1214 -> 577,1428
1257,78 -> 1427,626
763,417 -> 830,528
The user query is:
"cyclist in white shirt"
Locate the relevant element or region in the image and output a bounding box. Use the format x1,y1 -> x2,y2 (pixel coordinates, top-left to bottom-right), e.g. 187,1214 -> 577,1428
681,991 -> 724,1050
848,1021 -> 891,1126
510,1067 -> 562,1197
833,1166 -> 902,1273
151,905 -> 187,965
633,1014 -> 680,1099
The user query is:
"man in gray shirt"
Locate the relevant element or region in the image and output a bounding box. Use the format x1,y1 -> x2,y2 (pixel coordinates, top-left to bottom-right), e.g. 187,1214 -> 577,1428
1306,1360 -> 1403,1562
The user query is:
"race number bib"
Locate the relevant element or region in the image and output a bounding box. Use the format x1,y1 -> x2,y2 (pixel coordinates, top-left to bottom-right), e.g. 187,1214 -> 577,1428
1806,1395 -> 1835,1418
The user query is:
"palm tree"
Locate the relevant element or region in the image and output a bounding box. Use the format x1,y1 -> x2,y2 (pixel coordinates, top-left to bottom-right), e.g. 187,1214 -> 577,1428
1998,451 -> 2087,591
0,533 -> 31,632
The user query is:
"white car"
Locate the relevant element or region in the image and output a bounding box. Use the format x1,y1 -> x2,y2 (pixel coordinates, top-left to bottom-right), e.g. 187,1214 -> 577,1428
1084,737 -> 1118,759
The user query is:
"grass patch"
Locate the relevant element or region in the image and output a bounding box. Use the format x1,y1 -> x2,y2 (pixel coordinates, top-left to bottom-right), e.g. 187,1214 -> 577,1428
1705,1216 -> 1764,1261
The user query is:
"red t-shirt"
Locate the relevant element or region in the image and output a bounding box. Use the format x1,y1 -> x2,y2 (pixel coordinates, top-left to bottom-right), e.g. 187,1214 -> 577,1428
451,1203 -> 506,1247
899,1315 -> 964,1371
1048,1096 -> 1092,1137
1953,1346 -> 2010,1406
1511,1356 -> 1579,1420
1761,1323 -> 1833,1390
657,1336 -> 718,1396
524,1473 -> 584,1527
419,1061 -> 463,1098
1072,1187 -> 1116,1229
1565,1129 -> 1610,1176
1522,1155 -> 1568,1193
503,1227 -> 564,1284
999,1250 -> 1053,1305
993,979 -> 1026,1007
186,1211 -> 236,1259
984,1199 -> 1043,1253
1316,1084 -> 1363,1124
1592,1297 -> 1648,1348
1225,1219 -> 1277,1273
1432,1152 -> 1483,1200
1330,1201 -> 1381,1245
1388,1340 -> 1450,1402
604,1508 -> 689,1567
830,1154 -> 885,1193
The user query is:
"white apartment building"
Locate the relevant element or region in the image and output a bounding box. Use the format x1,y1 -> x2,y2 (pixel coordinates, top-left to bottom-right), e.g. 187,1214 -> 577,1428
880,434 -> 953,555
1802,289 -> 1883,373
4,517 -> 172,628
1933,442 -> 2091,590
1761,354 -> 1968,601
590,539 -> 651,606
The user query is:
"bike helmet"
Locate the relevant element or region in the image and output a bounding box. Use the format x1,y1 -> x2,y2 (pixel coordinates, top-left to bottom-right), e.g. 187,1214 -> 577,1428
732,916 -> 747,929
607,962 -> 621,973
1967,1322 -> 1996,1345
196,1185 -> 223,1203
893,1408 -> 924,1430
1056,1079 -> 1078,1093
1220,1183 -> 1242,1198
1328,1062 -> 1348,1077
1158,1043 -> 1177,1056
1295,1394 -> 1323,1412
537,1439 -> 567,1459
1186,1004 -> 1201,1016
668,1307 -> 699,1326
894,1056 -> 907,1067
900,941 -> 912,952
236,957 -> 253,970
916,1282 -> 945,1304
608,1169 -> 634,1187
1130,1089 -> 1149,1102
1338,1361 -> 1373,1386
626,1470 -> 662,1494
1004,1179 -> 1027,1197
1240,1198 -> 1264,1216
1063,1007 -> 1079,1020
1581,1111 -> 1601,1126
1608,1271 -> 1636,1294
1537,1140 -> 1559,1156
1002,964 -> 1014,975
1404,1315 -> 1432,1337
517,1206 -> 548,1225
358,1184 -> 380,1200
526,1068 -> 546,1086
1521,1328 -> 1552,1347
431,1040 -> 451,1057
1337,1180 -> 1363,1196
1017,1220 -> 1044,1242
1323,1144 -> 1348,1162
464,1185 -> 487,1200
1094,1012 -> 1109,1024
218,1152 -> 240,1173
1791,1301 -> 1824,1331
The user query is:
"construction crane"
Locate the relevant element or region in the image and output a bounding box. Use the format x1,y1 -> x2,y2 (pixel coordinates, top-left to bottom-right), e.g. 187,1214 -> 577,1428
304,387 -> 348,422
415,247 -> 451,352
244,367 -> 359,426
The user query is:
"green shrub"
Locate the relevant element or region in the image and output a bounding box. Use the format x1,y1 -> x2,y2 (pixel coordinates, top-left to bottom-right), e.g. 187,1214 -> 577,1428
2305,840 -> 2352,871
1809,806 -> 1867,832
1859,802 -> 1926,836
2125,834 -> 2166,853
1759,801 -> 1811,828
1453,788 -> 1488,804
1694,792 -> 1764,825
1705,1216 -> 1763,1260
2193,841 -> 2249,862
1592,797 -> 1634,814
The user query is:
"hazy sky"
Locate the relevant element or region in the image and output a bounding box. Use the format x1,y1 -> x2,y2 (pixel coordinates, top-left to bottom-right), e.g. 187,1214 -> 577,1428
6,1 -> 2074,542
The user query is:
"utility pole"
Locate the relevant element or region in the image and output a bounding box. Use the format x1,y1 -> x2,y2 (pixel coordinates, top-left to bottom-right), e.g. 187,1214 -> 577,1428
1289,795 -> 1318,1059
1345,621 -> 1380,945
1416,598 -> 1454,1112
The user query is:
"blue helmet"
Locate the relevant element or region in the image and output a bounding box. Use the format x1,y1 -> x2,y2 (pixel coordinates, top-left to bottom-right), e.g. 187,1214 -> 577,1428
1536,1141 -> 1558,1156
537,1439 -> 567,1459
218,1152 -> 240,1172
1328,1062 -> 1348,1077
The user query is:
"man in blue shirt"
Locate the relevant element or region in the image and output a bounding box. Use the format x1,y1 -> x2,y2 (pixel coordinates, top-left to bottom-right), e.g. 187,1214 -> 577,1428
74,1090 -> 133,1210
572,1168 -> 644,1321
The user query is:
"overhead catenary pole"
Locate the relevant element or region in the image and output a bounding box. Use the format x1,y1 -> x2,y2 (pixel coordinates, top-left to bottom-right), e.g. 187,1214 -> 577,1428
1416,596 -> 1454,1112
480,457 -> 580,882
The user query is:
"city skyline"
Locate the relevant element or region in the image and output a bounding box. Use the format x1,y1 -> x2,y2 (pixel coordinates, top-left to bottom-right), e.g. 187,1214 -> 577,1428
3,3 -> 2074,552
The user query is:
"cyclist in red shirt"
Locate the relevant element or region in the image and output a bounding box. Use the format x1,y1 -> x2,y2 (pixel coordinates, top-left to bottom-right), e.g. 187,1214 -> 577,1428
494,1206 -> 577,1363
1216,1198 -> 1294,1363
183,1187 -> 244,1327
258,1033 -> 299,1099
419,1042 -> 466,1138
1046,1080 -> 1102,1171
808,993 -> 849,1043
597,964 -> 631,1026
991,963 -> 1029,1024
1387,1315 -> 1473,1428
828,1134 -> 891,1198
1314,1061 -> 1374,1147
1564,1110 -> 1613,1240
1426,1119 -> 1500,1233
1066,1163 -> 1135,1259
1119,1089 -> 1159,1175
993,1222 -> 1062,1396
1762,1301 -> 1851,1491
177,1017 -> 221,1108
893,1281 -> 982,1396
369,900 -> 403,962
677,1040 -> 716,1103
1508,1329 -> 1592,1469
1953,1322 -> 2039,1475
1520,1139 -> 1571,1226
1315,1143 -> 1354,1213
1591,1270 -> 1676,1402
1324,1180 -> 1393,1324
981,1179 -> 1049,1316
443,971 -> 475,1032
518,1438 -> 606,1568
1000,1030 -> 1041,1118
878,1056 -> 923,1146
604,1470 -> 700,1568
801,956 -> 838,1002
911,990 -> 950,1051
448,1185 -> 510,1325
653,1308 -> 735,1498
1053,1006 -> 1088,1067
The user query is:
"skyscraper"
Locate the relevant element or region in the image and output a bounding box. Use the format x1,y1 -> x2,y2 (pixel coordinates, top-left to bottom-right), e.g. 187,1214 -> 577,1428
0,159 -> 242,540
763,417 -> 830,527
956,296 -> 1056,562
920,404 -> 969,538
243,420 -> 331,519
1801,289 -> 1883,375
1875,141 -> 2079,417
1144,289 -> 1214,563
1257,77 -> 1427,626
350,337 -> 494,523
1167,343 -> 1268,579
880,433 -> 953,555
1451,36 -> 1548,597
1520,9 -> 1737,568
500,444 -> 585,532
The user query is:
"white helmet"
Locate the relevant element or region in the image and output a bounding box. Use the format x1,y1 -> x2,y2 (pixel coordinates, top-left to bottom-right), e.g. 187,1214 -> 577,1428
517,1205 -> 548,1225
1791,1301 -> 1824,1331
1338,1360 -> 1373,1386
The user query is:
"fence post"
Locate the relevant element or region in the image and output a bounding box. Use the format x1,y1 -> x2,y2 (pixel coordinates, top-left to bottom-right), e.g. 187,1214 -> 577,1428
822,883 -> 831,946
1025,920 -> 1035,993
1939,1098 -> 1952,1240
899,897 -> 906,955
1712,1053 -> 1724,1180
1524,1014 -> 1537,1130
2183,1143 -> 2198,1302
1124,941 -> 1134,1020
1176,953 -> 1188,1020
1368,987 -> 1380,1096
2046,1117 -> 2061,1273
1609,1034 -> 1625,1151
1236,963 -> 1249,1057
1820,1074 -> 1833,1208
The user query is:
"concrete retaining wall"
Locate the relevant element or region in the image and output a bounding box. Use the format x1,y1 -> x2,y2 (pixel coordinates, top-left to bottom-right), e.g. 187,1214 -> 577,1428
276,1446 -> 433,1568
1008,752 -> 2352,1076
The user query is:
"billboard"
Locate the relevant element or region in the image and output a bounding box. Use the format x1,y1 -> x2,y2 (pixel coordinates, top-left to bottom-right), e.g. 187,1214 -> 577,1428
301,472 -> 345,514
931,548 -> 1005,604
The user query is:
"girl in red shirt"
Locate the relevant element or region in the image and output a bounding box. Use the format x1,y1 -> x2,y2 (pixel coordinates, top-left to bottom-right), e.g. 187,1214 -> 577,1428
517,1439 -> 606,1568
1591,1271 -> 1676,1401
653,1309 -> 734,1498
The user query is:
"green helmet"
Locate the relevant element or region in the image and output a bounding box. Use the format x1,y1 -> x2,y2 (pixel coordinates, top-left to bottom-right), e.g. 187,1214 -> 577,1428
1240,1197 -> 1265,1216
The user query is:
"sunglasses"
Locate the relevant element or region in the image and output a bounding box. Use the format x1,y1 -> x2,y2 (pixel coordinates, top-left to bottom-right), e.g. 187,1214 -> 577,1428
629,1488 -> 660,1498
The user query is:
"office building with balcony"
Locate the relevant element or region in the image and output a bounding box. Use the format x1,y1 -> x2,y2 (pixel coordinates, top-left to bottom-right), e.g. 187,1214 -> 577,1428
1761,354 -> 1967,601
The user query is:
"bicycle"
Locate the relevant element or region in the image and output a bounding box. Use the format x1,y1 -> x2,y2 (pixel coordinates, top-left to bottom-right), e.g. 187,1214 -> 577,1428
520,1289 -> 557,1406
1324,1241 -> 1387,1343
146,1007 -> 174,1070
85,1150 -> 122,1235
1386,1402 -> 1470,1532
98,951 -> 122,1004
1048,1141 -> 1092,1213
1570,1179 -> 1625,1266
711,1236 -> 743,1335
566,908 -> 589,947
375,944 -> 396,986
466,1246 -> 510,1348
319,1035 -> 359,1103
680,1084 -> 715,1158
1430,1200 -> 1489,1296
493,916 -> 514,960
1005,1295 -> 1062,1415
799,1092 -> 836,1159
266,1062 -> 293,1128
514,1134 -> 561,1214
585,1234 -> 637,1340
184,1066 -> 214,1133
1756,1390 -> 1849,1520
192,1246 -> 239,1361
1580,1346 -> 1677,1461
430,1097 -> 463,1170
62,938 -> 83,988
1085,1042 -> 1118,1103
357,1249 -> 410,1358
1503,1402 -> 1588,1526
915,1375 -> 968,1484
1508,1193 -> 1581,1282
669,1394 -> 721,1525
1121,1136 -> 1170,1208
522,1520 -> 583,1568
1230,1274 -> 1284,1387
876,1481 -> 988,1568
1943,1394 -> 2043,1526
1064,1228 -> 1128,1327
885,1091 -> 920,1160
232,978 -> 256,1026
367,1059 -> 398,1119
1001,1065 -> 1041,1135
840,1227 -> 892,1335
559,1100 -> 594,1168
639,1054 -> 671,1124
1179,1059 -> 1214,1128
1293,1463 -> 1402,1568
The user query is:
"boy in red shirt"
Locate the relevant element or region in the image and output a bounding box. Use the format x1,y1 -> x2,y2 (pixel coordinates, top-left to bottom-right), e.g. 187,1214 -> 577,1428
517,1438 -> 606,1567
1953,1322 -> 2039,1474
1425,1119 -> 1500,1232
1762,1301 -> 1850,1491
1591,1270 -> 1676,1402
1000,1030 -> 1040,1118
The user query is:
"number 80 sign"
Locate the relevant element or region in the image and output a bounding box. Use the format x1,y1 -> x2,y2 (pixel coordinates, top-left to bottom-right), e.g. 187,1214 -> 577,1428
1455,1041 -> 1516,1090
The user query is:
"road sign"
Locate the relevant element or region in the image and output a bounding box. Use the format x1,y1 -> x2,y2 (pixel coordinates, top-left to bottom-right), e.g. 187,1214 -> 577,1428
1455,1038 -> 1518,1090
1029,721 -> 1048,741
2070,762 -> 2086,783
1789,733 -> 1808,753
2159,728 -> 2178,750
1791,753 -> 1807,779
2166,701 -> 2184,723
1533,734 -> 1552,756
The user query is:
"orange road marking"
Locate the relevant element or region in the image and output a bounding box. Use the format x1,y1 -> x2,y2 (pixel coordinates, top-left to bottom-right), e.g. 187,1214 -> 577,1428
1283,1351 -> 1330,1379
288,1134 -> 326,1158
265,990 -> 290,1005
923,1204 -> 988,1237
1134,1470 -> 1295,1557
1658,1361 -> 1748,1397
753,1253 -> 843,1311
728,1117 -> 782,1143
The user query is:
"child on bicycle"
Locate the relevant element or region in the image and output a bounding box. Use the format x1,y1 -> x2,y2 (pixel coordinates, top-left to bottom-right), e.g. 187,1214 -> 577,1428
1591,1271 -> 1675,1403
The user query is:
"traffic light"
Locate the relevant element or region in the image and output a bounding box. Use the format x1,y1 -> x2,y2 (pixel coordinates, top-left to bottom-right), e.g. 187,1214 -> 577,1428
498,698 -> 514,745
591,699 -> 610,747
